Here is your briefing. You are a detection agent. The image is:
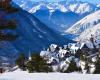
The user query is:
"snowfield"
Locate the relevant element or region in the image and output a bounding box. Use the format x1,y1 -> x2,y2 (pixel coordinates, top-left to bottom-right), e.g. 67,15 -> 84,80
0,70 -> 100,80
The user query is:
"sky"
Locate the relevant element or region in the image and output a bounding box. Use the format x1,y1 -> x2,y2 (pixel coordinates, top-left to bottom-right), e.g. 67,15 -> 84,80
30,0 -> 100,4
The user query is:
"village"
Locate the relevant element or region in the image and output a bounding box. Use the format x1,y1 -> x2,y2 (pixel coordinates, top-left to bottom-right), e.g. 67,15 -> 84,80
40,35 -> 100,73
0,32 -> 100,74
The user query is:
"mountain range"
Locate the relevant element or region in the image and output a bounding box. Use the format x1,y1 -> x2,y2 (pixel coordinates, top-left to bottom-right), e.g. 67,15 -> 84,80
0,4 -> 73,64
13,0 -> 100,33
0,0 -> 100,65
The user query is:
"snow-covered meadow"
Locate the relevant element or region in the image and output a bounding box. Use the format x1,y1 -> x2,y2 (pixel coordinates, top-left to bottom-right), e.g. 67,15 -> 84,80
0,70 -> 100,80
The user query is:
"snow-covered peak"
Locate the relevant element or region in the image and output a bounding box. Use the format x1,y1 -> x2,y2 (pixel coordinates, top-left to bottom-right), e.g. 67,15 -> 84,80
13,0 -> 99,14
65,10 -> 100,35
74,3 -> 94,14
56,4 -> 68,12
29,4 -> 42,13
68,2 -> 97,14
29,2 -> 68,13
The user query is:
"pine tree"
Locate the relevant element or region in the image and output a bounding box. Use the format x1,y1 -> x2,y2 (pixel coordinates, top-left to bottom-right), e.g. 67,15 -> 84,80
0,0 -> 19,13
27,53 -> 52,73
0,2 -> 18,41
16,53 -> 27,71
64,61 -> 78,73
80,54 -> 86,61
0,20 -> 17,41
94,57 -> 100,74
80,53 -> 90,73
26,60 -> 34,73
98,44 -> 100,54
0,2 -> 18,69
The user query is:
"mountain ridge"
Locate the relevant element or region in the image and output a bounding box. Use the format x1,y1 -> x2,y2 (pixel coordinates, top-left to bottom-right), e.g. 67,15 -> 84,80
0,4 -> 74,65
13,0 -> 100,33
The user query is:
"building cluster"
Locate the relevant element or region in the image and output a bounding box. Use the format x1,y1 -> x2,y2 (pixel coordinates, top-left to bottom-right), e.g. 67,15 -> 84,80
40,40 -> 100,73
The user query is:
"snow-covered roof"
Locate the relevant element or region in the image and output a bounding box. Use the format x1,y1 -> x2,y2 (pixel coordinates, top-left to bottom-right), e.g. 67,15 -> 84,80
40,51 -> 50,57
59,49 -> 67,54
70,44 -> 79,51
50,44 -> 58,49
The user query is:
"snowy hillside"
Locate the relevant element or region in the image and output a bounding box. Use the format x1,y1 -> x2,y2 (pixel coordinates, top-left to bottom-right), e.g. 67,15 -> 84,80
75,23 -> 100,42
65,10 -> 100,39
65,10 -> 100,35
64,10 -> 100,48
0,70 -> 100,80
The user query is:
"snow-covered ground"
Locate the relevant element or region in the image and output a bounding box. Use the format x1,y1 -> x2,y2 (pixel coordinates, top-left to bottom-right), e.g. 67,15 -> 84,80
0,70 -> 100,80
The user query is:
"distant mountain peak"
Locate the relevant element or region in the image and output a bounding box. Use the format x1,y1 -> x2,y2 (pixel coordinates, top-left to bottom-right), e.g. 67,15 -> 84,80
13,0 -> 99,14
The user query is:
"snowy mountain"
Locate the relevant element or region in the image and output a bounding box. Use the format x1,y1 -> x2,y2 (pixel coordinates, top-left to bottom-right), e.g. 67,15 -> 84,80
65,10 -> 100,46
75,23 -> 100,42
0,5 -> 74,65
65,10 -> 100,34
34,10 -> 81,32
13,0 -> 100,33
14,0 -> 99,14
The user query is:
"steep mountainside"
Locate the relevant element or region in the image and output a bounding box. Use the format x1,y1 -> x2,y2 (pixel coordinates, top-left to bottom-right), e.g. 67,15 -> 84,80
34,10 -> 81,32
65,10 -> 100,34
65,10 -> 100,45
0,7 -> 74,64
75,23 -> 100,48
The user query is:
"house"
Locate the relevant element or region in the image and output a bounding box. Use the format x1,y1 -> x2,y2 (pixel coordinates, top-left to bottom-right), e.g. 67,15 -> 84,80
48,44 -> 58,52
69,43 -> 80,54
79,43 -> 89,51
58,49 -> 68,58
68,42 -> 90,58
